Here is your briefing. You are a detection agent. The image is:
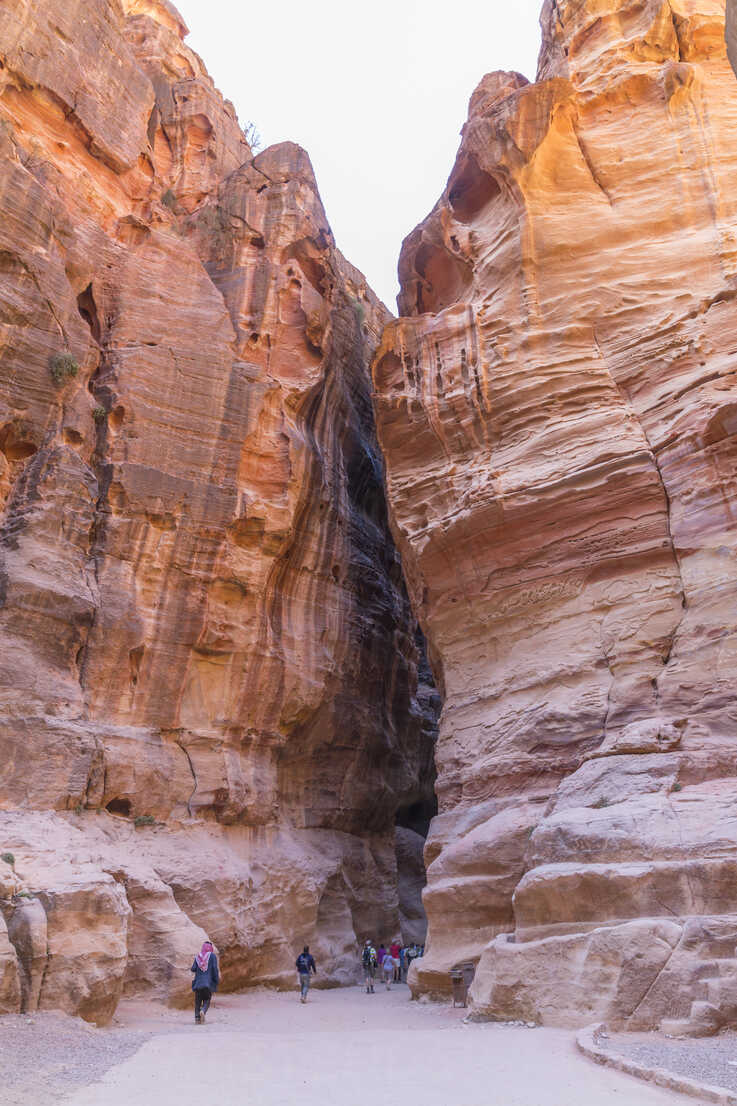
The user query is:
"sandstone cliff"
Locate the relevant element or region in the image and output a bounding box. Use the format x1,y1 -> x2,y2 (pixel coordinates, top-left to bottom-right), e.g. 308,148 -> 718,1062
373,0 -> 737,1033
0,0 -> 435,1022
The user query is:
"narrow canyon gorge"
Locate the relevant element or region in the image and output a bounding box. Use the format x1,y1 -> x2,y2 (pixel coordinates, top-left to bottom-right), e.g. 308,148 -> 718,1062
2,0 -> 737,1039
374,0 -> 737,1034
0,0 -> 437,1022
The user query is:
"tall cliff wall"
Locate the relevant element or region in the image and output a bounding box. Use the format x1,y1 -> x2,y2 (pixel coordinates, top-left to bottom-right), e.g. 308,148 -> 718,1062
0,0 -> 436,1023
373,0 -> 737,1032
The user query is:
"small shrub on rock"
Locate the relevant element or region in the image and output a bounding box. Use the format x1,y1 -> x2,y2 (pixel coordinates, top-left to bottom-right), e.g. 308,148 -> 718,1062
50,352 -> 79,385
134,814 -> 156,827
161,188 -> 177,210
591,796 -> 610,809
244,121 -> 262,151
92,405 -> 107,422
1,852 -> 15,867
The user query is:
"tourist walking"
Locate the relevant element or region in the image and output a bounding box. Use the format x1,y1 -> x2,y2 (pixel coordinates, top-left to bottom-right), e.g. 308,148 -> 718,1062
362,939 -> 377,993
390,939 -> 401,983
377,942 -> 386,971
296,945 -> 317,1003
382,948 -> 394,990
191,939 -> 219,1024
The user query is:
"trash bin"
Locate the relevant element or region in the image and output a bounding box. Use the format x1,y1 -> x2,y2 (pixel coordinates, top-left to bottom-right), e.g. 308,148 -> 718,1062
450,969 -> 466,1007
450,962 -> 476,1007
460,961 -> 476,989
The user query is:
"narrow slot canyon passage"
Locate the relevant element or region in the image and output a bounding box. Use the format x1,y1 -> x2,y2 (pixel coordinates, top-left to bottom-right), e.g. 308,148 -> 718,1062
5,0 -> 737,1103
0,0 -> 444,1030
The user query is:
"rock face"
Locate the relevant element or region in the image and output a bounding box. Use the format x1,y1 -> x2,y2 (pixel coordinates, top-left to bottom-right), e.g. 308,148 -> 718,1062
373,0 -> 737,1031
0,0 -> 435,1023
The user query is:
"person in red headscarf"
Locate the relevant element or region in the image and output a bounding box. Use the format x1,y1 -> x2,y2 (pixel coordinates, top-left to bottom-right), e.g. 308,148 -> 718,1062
190,939 -> 220,1024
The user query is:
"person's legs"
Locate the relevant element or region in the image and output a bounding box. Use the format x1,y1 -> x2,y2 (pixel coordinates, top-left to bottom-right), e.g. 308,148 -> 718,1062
195,987 -> 211,1023
299,973 -> 310,1002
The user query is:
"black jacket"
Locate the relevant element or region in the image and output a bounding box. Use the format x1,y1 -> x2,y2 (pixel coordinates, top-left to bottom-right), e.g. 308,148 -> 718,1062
191,953 -> 220,992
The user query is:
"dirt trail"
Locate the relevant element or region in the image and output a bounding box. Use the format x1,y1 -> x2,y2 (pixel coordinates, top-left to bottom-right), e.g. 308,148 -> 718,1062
55,986 -> 707,1106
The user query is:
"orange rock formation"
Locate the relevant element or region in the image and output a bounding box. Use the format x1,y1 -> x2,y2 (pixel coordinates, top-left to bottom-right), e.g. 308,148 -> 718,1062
373,0 -> 737,1032
0,0 -> 435,1022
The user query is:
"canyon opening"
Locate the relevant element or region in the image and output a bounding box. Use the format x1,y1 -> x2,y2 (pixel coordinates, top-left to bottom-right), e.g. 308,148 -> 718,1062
3,0 -> 737,1103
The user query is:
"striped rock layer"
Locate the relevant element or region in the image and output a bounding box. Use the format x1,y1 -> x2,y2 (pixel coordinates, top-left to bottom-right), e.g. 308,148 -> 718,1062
0,0 -> 436,1022
373,0 -> 737,1031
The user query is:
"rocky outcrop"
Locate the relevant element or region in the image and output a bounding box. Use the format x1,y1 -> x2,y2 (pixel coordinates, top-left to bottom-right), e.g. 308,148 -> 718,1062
395,826 -> 428,945
0,0 -> 435,1023
374,0 -> 737,1030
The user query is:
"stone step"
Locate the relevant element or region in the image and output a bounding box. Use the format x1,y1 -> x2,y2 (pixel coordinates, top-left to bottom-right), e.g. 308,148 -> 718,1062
704,976 -> 737,1014
661,1001 -> 723,1038
704,957 -> 737,971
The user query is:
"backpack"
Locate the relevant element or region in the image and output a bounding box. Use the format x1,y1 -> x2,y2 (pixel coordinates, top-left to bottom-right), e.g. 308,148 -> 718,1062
362,946 -> 376,968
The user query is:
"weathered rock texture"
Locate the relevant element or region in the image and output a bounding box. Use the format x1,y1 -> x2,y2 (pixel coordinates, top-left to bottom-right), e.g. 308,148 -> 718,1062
0,0 -> 434,1023
374,0 -> 737,1032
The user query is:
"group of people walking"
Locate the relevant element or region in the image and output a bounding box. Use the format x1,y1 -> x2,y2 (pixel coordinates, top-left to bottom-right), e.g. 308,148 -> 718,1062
361,939 -> 423,993
190,937 -> 425,1020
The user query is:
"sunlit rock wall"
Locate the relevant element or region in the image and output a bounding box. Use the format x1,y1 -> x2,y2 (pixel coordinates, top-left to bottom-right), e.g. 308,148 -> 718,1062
374,0 -> 737,1032
0,0 -> 435,1023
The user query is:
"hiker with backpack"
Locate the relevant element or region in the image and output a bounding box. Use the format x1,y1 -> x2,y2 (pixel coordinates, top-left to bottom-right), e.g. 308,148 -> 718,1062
296,945 -> 317,1003
191,939 -> 220,1024
362,939 -> 377,993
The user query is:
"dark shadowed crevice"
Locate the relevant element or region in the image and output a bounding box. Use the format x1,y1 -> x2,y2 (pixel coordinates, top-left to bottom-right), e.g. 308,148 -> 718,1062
105,797 -> 131,817
77,284 -> 101,343
448,154 -> 501,224
395,795 -> 438,839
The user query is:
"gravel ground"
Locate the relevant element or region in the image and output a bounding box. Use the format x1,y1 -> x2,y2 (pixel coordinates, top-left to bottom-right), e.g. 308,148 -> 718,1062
0,1012 -> 149,1106
603,1029 -> 737,1094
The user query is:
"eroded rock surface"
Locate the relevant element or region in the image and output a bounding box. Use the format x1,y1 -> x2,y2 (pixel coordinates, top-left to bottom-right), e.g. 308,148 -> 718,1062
0,0 -> 435,1023
374,0 -> 737,1030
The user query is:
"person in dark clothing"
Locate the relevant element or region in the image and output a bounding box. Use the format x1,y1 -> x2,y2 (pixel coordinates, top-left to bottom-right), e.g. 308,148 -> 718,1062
191,940 -> 220,1024
362,940 -> 377,993
295,945 -> 317,1003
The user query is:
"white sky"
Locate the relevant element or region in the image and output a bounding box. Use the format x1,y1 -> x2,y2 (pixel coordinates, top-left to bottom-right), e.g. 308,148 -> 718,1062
173,0 -> 544,310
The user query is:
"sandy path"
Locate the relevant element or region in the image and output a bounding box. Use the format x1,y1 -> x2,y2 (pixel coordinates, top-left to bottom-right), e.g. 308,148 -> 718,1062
60,985 -> 706,1106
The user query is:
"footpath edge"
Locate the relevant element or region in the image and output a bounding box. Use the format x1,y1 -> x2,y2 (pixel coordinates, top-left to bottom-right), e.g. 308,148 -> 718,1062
576,1023 -> 737,1105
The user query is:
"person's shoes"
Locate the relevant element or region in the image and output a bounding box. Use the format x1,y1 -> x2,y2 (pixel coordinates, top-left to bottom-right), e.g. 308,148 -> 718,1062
200,1012 -> 206,1024
300,996 -> 306,1003
195,1016 -> 201,1024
